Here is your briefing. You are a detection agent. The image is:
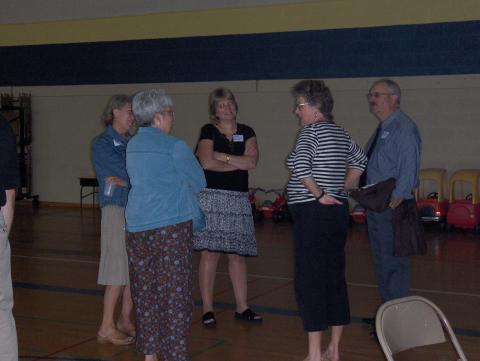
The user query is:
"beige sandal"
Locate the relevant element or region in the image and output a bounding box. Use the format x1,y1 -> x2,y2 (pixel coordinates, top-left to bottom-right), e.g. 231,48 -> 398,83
97,329 -> 134,345
116,322 -> 136,338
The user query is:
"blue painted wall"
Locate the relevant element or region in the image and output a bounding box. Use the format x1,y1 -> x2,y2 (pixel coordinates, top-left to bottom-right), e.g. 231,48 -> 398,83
1,20 -> 479,86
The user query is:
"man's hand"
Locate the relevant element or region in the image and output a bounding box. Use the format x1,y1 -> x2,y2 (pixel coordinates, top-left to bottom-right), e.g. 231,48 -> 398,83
389,197 -> 403,209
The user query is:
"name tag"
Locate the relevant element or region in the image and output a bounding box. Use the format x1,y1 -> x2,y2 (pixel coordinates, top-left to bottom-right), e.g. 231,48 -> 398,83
232,134 -> 244,142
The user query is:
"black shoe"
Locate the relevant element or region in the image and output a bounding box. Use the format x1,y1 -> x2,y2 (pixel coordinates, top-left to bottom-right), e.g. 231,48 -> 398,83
234,308 -> 262,322
202,311 -> 216,328
362,317 -> 375,325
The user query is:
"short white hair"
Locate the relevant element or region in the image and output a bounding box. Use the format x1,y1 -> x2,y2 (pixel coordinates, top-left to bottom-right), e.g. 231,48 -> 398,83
132,89 -> 173,127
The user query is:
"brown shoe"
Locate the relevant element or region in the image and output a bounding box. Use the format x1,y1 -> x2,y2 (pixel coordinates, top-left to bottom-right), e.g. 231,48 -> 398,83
97,329 -> 135,346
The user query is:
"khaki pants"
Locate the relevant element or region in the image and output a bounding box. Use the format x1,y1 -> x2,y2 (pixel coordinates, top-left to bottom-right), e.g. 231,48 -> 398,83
0,210 -> 18,361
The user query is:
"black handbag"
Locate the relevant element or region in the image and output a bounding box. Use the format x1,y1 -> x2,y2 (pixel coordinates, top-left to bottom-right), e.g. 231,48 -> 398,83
393,198 -> 426,256
349,178 -> 396,212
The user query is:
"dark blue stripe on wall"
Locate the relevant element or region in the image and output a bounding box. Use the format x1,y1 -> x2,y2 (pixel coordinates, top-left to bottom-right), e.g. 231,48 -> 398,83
1,20 -> 479,86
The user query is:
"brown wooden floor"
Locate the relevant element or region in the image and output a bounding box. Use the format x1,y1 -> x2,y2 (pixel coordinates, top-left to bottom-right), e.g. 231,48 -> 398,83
10,204 -> 480,361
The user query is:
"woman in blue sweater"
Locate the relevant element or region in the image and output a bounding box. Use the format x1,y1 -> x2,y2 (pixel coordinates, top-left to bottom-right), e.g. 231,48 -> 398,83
126,89 -> 206,361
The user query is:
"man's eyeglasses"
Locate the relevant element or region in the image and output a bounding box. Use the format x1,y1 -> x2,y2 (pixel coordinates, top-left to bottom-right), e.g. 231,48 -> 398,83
366,92 -> 394,99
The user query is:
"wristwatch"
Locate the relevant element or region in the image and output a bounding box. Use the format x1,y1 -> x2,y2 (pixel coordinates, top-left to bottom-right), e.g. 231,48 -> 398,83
225,154 -> 230,163
315,190 -> 325,201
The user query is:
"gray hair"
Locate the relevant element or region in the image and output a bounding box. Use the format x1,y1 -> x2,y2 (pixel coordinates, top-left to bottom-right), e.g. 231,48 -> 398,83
372,78 -> 402,104
132,89 -> 173,127
101,94 -> 131,126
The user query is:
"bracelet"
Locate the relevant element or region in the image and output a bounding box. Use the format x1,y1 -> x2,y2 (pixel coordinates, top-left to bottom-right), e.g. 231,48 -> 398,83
225,154 -> 230,163
315,190 -> 325,201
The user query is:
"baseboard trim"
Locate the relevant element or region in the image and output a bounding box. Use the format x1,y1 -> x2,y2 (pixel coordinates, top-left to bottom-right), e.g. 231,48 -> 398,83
16,200 -> 99,209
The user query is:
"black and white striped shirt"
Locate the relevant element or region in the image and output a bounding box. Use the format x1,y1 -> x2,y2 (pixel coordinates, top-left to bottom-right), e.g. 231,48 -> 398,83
287,121 -> 367,204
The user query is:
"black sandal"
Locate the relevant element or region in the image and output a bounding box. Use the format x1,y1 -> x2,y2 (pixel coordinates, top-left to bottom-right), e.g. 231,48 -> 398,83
202,311 -> 216,328
234,308 -> 262,322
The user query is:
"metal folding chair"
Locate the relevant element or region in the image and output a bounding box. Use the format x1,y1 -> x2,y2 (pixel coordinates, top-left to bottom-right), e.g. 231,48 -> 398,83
375,295 -> 468,361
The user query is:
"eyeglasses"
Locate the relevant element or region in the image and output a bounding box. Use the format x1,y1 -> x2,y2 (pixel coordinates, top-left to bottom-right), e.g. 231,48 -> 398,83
162,110 -> 175,118
294,102 -> 310,110
366,92 -> 394,99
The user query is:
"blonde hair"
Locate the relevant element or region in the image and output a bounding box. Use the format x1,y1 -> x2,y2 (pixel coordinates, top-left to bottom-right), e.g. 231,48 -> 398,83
208,87 -> 238,124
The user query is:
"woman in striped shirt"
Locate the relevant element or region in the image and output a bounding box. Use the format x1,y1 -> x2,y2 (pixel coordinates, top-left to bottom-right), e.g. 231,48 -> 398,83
287,80 -> 367,361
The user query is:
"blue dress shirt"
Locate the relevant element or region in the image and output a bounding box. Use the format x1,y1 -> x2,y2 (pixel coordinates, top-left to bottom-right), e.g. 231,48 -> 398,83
366,109 -> 422,200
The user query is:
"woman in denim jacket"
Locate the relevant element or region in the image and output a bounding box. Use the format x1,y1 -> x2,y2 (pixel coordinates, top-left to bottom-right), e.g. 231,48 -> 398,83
126,89 -> 206,361
92,95 -> 135,345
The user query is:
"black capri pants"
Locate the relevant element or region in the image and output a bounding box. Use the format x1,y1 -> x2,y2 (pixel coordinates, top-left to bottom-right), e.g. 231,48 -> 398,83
289,199 -> 350,332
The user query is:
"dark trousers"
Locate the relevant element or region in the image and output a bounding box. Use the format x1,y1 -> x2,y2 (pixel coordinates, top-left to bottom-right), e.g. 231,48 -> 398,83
367,208 -> 410,302
289,200 -> 350,332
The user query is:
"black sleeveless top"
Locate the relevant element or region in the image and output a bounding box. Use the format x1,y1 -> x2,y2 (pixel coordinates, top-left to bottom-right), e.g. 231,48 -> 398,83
197,123 -> 256,192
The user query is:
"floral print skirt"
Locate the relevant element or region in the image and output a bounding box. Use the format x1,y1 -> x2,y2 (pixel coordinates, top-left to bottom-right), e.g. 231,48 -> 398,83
193,188 -> 257,256
127,220 -> 193,360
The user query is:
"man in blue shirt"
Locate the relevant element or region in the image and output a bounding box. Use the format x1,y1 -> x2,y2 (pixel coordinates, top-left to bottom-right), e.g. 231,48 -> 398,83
365,79 -> 422,305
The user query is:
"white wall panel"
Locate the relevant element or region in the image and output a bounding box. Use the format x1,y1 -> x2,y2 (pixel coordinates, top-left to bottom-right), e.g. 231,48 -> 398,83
8,74 -> 480,204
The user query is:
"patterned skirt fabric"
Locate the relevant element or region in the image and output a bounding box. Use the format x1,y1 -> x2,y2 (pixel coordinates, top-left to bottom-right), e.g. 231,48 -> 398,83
126,221 -> 193,360
193,188 -> 257,256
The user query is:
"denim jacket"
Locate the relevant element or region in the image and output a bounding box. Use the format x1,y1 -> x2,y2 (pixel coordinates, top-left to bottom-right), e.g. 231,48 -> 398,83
125,127 -> 206,232
92,126 -> 130,208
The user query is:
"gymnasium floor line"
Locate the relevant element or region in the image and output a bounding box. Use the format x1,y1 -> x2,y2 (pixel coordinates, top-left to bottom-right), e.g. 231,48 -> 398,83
19,336 -> 227,361
188,339 -> 225,359
20,357 -> 106,361
25,334 -> 98,361
12,253 -> 480,299
13,281 -> 480,338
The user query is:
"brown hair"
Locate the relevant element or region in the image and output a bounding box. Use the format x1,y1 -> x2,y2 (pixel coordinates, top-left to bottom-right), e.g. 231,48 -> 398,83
292,80 -> 334,120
